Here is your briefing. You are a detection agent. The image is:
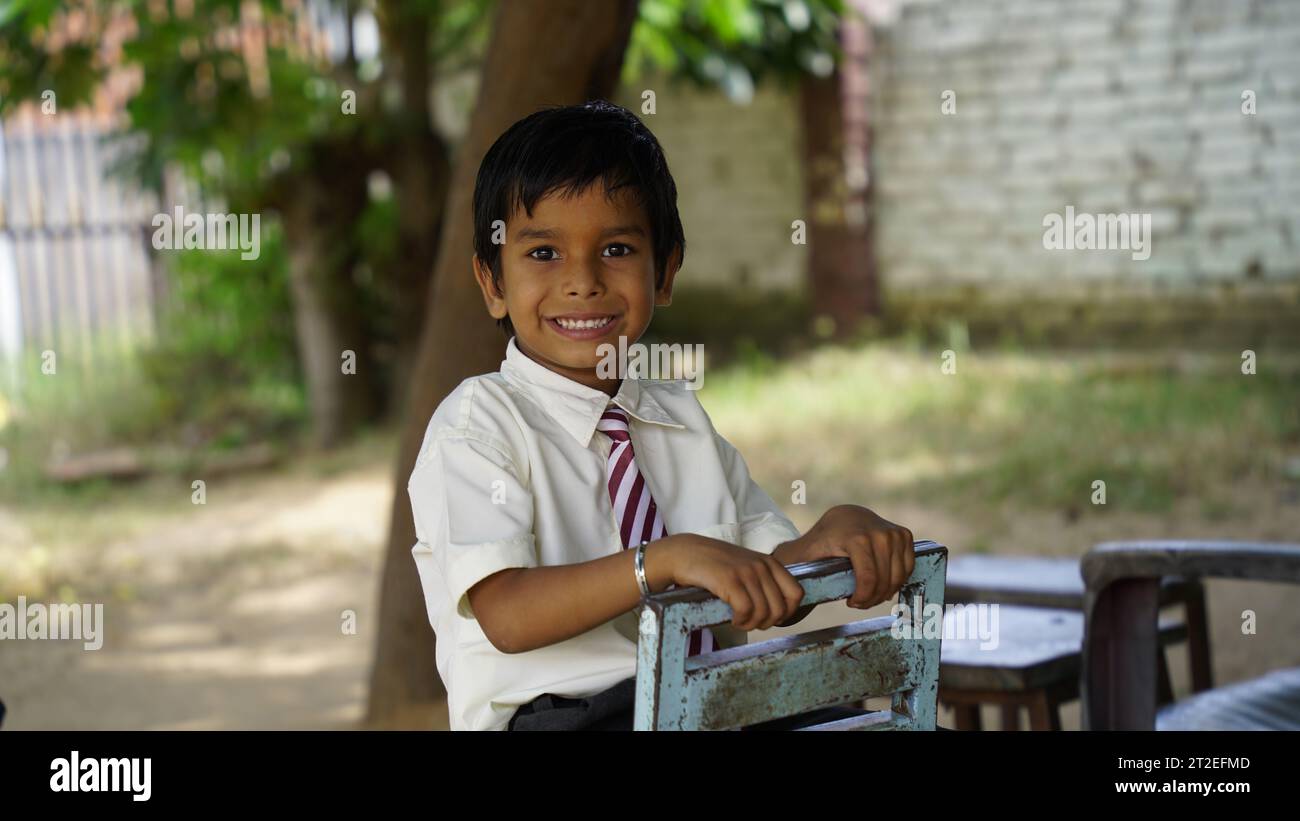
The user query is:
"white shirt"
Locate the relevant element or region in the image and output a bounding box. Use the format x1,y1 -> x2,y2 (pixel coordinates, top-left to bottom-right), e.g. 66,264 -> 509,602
408,336 -> 801,731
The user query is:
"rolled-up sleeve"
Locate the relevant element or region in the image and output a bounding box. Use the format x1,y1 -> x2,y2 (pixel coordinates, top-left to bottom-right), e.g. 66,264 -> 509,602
408,430 -> 538,621
713,431 -> 802,556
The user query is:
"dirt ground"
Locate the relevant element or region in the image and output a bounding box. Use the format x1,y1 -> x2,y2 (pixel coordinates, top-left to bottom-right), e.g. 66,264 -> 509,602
1,447 -> 1297,731
1,459 -> 390,730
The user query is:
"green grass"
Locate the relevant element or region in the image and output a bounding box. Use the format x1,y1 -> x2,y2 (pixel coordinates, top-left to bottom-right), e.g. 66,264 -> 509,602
5,329 -> 1298,545
700,341 -> 1300,516
0,325 -> 307,510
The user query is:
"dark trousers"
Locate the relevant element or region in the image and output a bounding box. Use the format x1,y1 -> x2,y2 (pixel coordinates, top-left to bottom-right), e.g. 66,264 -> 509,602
506,676 -> 875,731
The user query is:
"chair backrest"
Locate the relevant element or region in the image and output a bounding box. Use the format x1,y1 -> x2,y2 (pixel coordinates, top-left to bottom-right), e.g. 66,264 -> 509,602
634,540 -> 948,730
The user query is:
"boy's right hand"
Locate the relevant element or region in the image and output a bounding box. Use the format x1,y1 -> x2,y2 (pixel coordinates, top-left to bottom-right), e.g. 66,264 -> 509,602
657,534 -> 806,631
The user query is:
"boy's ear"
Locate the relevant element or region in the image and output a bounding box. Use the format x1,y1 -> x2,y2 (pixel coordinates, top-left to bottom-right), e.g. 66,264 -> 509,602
472,253 -> 509,320
654,245 -> 682,307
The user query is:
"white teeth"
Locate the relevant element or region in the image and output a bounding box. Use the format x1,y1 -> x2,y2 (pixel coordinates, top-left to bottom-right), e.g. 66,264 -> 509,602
555,316 -> 613,330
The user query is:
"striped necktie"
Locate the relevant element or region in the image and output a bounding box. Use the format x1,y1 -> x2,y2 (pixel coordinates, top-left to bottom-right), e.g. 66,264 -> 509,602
597,404 -> 719,656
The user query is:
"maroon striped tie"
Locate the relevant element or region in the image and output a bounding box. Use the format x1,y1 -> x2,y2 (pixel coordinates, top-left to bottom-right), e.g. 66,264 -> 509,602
597,405 -> 719,656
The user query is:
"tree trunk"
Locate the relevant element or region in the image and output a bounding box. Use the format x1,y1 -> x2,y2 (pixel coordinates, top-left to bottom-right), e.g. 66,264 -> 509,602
378,0 -> 452,420
384,132 -> 449,421
798,8 -> 878,337
281,168 -> 380,449
365,0 -> 641,729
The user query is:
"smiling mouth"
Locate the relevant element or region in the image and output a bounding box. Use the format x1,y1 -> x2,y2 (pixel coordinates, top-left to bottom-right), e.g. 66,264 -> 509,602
545,313 -> 620,341
551,315 -> 615,330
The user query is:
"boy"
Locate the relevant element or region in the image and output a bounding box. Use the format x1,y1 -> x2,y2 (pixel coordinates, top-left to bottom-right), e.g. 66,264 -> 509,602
408,100 -> 915,731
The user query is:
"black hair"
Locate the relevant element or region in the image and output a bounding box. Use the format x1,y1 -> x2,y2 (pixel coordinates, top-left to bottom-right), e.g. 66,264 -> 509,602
471,99 -> 687,338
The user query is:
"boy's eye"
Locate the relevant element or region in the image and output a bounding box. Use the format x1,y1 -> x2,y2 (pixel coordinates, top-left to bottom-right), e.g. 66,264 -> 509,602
526,244 -> 634,261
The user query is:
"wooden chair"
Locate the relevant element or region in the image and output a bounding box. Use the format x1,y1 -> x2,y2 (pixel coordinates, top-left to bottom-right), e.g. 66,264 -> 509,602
1082,540 -> 1300,730
939,603 -> 1189,730
938,554 -> 1213,730
633,540 -> 948,730
945,555 -> 1213,694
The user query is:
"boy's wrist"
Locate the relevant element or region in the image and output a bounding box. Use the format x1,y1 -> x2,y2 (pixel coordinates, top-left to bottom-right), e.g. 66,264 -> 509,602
641,535 -> 679,594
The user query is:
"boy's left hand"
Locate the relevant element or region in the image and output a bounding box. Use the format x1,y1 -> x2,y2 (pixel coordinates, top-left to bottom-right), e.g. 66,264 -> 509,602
776,504 -> 915,609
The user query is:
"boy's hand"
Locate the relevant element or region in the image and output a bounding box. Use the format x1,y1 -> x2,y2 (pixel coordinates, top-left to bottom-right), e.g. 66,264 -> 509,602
775,505 -> 915,609
660,534 -> 806,631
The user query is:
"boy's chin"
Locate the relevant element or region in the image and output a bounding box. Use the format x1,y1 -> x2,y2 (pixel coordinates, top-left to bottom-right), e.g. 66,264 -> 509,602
548,348 -> 607,371
522,336 -> 605,370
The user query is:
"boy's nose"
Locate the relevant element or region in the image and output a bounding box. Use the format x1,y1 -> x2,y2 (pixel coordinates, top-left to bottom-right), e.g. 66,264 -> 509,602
561,261 -> 606,297
566,282 -> 604,298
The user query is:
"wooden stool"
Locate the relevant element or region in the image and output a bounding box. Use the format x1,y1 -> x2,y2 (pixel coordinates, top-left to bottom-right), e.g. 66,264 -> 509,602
945,555 -> 1212,693
939,604 -> 1187,730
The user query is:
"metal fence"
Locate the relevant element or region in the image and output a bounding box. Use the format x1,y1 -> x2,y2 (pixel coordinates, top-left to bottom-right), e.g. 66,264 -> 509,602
0,107 -> 167,397
0,0 -> 341,401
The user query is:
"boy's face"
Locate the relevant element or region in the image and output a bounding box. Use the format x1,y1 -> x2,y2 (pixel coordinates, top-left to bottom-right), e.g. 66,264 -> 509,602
473,183 -> 680,394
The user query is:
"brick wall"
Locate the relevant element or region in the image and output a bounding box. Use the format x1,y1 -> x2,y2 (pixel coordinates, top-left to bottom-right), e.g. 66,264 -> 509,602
870,0 -> 1300,306
612,82 -> 808,295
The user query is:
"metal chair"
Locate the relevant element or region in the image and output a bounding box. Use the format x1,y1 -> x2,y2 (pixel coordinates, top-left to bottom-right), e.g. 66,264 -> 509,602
633,540 -> 948,730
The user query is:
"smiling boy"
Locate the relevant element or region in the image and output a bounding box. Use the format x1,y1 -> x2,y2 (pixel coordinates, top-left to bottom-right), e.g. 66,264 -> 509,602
408,100 -> 915,731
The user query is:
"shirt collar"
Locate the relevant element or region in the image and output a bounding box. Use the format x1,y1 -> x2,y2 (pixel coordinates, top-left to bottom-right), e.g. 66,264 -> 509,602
499,336 -> 685,447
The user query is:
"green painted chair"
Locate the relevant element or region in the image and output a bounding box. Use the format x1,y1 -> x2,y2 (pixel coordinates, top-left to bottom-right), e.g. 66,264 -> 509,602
634,540 -> 948,730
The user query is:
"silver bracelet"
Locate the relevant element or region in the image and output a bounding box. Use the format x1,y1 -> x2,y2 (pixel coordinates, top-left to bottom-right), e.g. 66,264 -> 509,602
634,540 -> 652,599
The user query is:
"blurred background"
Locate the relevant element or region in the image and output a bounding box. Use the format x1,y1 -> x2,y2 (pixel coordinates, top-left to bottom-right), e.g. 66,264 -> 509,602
0,0 -> 1296,730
